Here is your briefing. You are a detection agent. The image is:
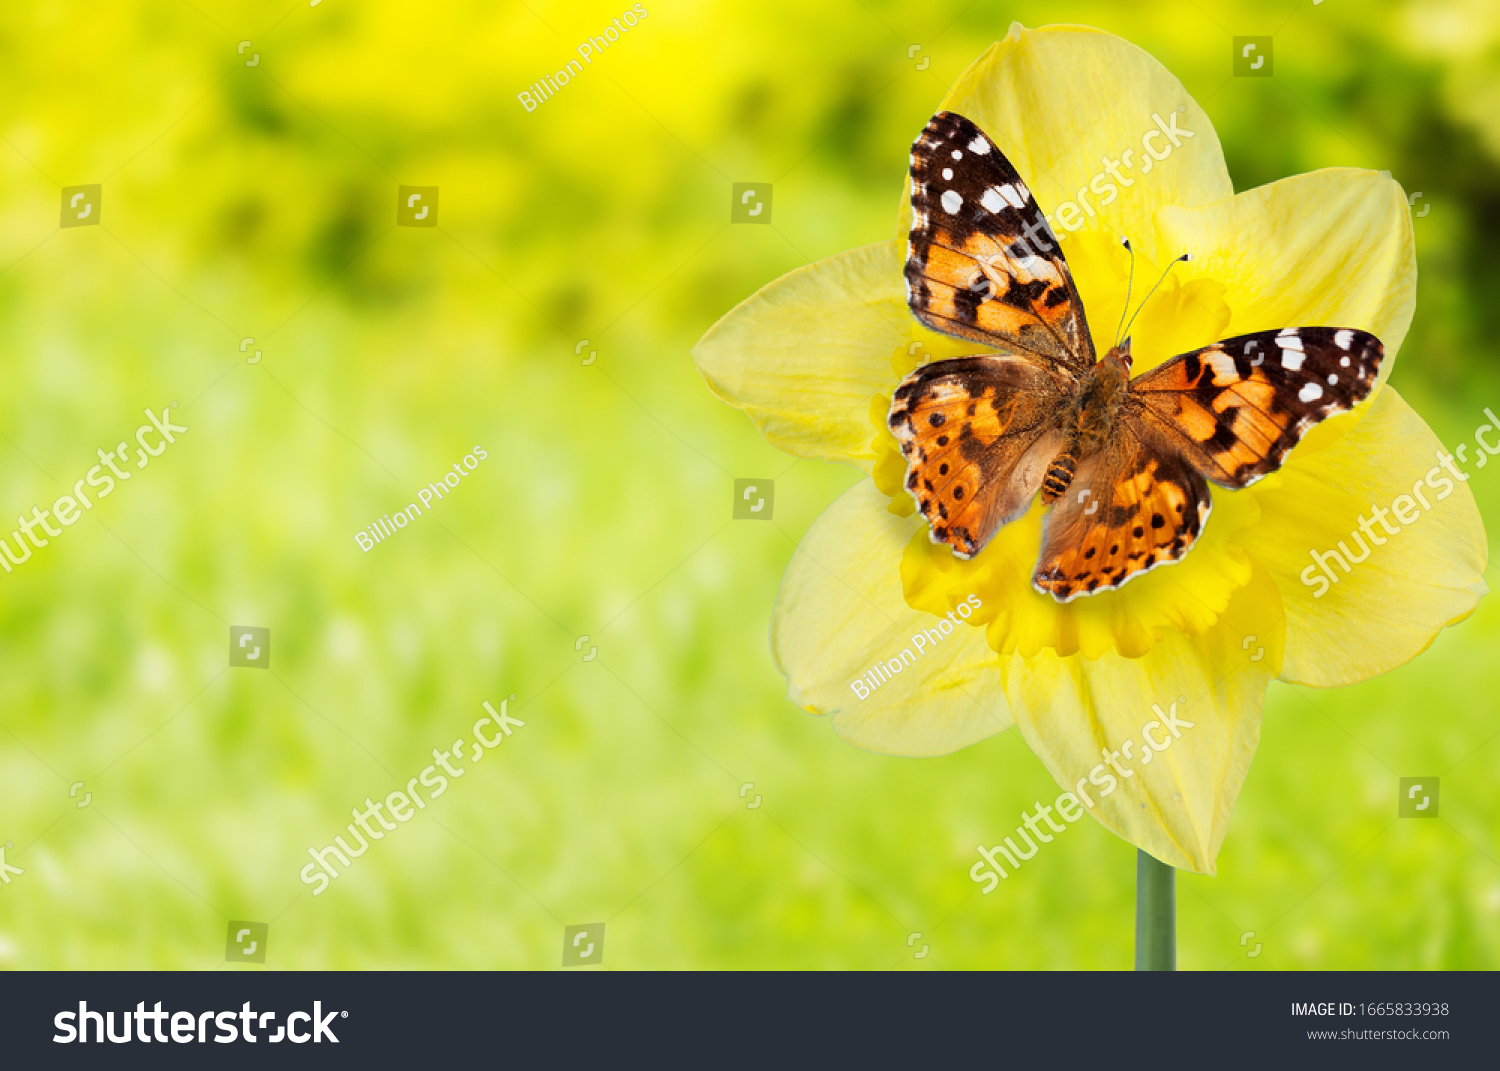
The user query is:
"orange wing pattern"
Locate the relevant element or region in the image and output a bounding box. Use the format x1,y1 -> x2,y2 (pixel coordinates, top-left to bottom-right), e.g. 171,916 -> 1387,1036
1131,326 -> 1385,488
1032,425 -> 1212,601
889,355 -> 1068,559
905,112 -> 1094,374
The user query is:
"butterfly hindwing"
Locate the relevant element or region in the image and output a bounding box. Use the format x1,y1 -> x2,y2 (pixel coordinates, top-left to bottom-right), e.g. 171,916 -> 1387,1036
1032,423 -> 1212,601
889,354 -> 1069,558
1130,327 -> 1384,489
906,111 -> 1093,373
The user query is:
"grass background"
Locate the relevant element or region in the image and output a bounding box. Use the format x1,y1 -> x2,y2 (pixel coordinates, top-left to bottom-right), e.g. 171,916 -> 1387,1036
0,0 -> 1496,969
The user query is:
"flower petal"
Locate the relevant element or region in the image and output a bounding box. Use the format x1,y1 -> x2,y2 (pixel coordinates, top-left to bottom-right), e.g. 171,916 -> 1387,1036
1061,231 -> 1233,370
771,480 -> 1013,756
1236,386 -> 1488,687
692,242 -> 975,470
1153,167 -> 1416,382
899,463 -> 1263,661
898,23 -> 1233,264
998,562 -> 1285,874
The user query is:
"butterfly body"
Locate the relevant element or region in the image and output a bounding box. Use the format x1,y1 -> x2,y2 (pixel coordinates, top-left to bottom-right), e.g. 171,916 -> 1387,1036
1042,341 -> 1134,503
893,110 -> 1386,602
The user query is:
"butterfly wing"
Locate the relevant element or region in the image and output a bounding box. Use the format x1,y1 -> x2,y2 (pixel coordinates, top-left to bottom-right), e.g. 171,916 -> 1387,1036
905,111 -> 1094,374
1032,325 -> 1385,601
1032,422 -> 1213,601
1130,326 -> 1385,488
889,354 -> 1069,559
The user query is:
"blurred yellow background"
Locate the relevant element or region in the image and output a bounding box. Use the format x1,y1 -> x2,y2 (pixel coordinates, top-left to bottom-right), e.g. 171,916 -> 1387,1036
0,0 -> 1496,968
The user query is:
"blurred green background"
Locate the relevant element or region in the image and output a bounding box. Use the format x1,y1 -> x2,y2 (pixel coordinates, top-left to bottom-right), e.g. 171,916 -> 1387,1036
0,0 -> 1496,970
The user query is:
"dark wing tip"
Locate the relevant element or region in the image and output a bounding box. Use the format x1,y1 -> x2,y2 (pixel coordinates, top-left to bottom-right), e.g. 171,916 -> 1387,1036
916,110 -> 981,150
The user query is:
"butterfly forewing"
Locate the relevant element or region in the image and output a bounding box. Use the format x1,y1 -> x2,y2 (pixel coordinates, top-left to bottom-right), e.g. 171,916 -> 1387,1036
1130,326 -> 1384,488
889,355 -> 1068,558
906,112 -> 1094,373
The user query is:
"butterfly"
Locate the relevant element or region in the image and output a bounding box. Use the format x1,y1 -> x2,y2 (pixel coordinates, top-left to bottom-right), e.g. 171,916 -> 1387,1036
888,111 -> 1385,603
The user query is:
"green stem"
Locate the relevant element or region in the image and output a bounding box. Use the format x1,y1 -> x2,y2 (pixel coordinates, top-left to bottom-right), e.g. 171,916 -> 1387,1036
1135,849 -> 1176,971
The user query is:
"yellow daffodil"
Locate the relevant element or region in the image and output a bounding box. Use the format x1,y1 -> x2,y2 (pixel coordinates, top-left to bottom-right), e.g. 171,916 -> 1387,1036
692,23 -> 1487,874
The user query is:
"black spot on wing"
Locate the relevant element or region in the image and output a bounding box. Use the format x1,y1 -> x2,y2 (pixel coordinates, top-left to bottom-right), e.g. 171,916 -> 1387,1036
950,280 -> 982,326
1000,276 -> 1049,310
1208,422 -> 1239,452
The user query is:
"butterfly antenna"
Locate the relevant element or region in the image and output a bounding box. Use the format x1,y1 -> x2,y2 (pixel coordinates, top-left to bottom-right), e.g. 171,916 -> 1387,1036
1114,238 -> 1135,346
1121,252 -> 1191,341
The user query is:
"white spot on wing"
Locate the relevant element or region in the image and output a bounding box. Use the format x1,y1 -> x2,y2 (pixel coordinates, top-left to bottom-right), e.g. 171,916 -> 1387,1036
1204,349 -> 1239,384
996,184 -> 1026,208
968,137 -> 990,154
1335,329 -> 1354,350
1277,332 -> 1304,353
951,150 -> 962,160
940,190 -> 963,214
979,188 -> 1005,213
1327,373 -> 1338,384
1281,349 -> 1306,371
1340,355 -> 1350,367
1299,382 -> 1323,403
941,168 -> 953,180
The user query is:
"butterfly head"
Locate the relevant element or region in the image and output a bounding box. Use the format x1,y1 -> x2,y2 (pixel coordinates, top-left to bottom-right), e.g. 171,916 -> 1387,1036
1103,337 -> 1133,372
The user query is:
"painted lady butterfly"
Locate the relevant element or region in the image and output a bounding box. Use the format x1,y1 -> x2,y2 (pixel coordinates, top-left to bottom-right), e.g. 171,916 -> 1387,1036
890,111 -> 1384,602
